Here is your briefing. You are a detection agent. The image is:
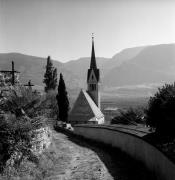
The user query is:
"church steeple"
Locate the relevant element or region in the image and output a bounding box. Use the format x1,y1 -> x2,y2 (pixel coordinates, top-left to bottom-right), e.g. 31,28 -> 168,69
87,34 -> 100,108
90,35 -> 97,69
87,34 -> 100,83
68,35 -> 104,125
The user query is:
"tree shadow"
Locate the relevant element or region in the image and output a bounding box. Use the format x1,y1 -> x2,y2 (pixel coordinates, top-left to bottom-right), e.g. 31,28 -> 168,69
55,128 -> 155,180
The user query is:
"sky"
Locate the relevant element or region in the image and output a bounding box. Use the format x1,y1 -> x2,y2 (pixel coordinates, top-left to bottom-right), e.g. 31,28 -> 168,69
0,0 -> 175,62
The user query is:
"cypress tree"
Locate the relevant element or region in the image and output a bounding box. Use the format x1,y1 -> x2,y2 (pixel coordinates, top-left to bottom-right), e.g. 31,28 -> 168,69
56,73 -> 69,122
51,68 -> 57,90
43,56 -> 57,92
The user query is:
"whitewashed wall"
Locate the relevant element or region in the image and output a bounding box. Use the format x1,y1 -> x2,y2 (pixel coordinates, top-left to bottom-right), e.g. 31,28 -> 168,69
74,124 -> 175,180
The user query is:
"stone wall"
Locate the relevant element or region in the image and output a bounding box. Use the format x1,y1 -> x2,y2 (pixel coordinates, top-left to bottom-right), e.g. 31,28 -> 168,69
74,124 -> 175,180
30,126 -> 52,155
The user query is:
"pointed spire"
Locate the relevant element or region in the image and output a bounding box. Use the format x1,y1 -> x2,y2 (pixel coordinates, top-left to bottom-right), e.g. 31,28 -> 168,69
90,33 -> 97,69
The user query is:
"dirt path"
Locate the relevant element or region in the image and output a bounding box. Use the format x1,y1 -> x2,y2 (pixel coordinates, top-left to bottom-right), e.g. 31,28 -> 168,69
45,131 -> 154,180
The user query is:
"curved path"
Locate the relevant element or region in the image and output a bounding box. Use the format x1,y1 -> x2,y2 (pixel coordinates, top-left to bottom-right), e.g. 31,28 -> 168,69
46,131 -> 154,180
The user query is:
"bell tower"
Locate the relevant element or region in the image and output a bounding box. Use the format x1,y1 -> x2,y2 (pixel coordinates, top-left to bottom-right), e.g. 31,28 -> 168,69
87,34 -> 100,108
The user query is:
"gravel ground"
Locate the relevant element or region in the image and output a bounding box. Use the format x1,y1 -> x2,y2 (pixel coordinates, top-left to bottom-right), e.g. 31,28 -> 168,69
45,131 -> 155,180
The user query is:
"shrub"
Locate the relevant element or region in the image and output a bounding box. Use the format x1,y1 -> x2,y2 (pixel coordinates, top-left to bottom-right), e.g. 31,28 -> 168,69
111,108 -> 144,125
37,90 -> 59,119
1,86 -> 41,118
0,113 -> 33,171
0,86 -> 45,172
145,83 -> 175,135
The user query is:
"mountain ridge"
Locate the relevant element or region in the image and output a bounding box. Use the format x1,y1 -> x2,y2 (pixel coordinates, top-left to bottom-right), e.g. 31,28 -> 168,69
1,43 -> 175,97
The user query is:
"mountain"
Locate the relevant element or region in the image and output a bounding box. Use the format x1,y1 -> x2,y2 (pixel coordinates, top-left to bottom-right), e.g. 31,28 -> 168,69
103,46 -> 146,70
63,46 -> 145,86
103,44 -> 175,87
0,53 -> 80,91
1,43 -> 175,98
64,44 -> 175,97
64,57 -> 109,88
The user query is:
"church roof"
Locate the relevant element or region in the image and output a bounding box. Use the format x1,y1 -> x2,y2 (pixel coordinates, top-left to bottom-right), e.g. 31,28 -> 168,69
82,90 -> 103,118
69,89 -> 104,122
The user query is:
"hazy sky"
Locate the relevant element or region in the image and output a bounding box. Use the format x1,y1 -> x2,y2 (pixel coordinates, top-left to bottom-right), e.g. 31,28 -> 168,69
0,0 -> 175,62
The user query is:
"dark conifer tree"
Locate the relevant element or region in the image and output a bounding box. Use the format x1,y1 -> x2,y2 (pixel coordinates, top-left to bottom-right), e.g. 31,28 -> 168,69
43,56 -> 57,92
56,73 -> 69,122
51,68 -> 57,90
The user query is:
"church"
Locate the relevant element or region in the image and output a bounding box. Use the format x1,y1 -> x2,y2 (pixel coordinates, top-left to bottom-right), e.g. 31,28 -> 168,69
69,36 -> 105,125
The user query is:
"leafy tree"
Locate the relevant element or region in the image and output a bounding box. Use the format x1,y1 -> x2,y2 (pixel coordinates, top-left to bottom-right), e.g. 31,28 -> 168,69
1,86 -> 41,118
56,73 -> 69,122
146,83 -> 175,135
43,56 -> 57,92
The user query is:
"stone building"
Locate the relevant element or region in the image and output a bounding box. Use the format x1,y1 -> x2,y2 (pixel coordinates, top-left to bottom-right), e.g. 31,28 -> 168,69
69,36 -> 104,125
